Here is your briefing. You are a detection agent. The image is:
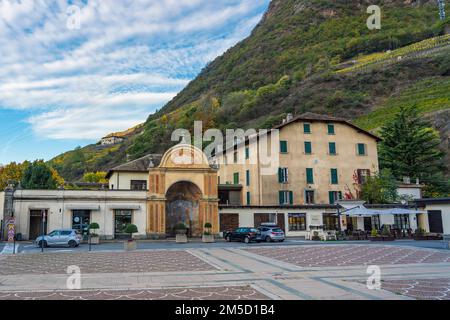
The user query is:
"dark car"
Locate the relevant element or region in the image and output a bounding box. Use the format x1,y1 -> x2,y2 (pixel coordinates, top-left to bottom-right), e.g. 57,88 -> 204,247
224,227 -> 260,244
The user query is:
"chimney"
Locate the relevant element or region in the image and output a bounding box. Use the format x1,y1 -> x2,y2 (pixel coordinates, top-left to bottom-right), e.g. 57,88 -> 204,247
286,113 -> 293,122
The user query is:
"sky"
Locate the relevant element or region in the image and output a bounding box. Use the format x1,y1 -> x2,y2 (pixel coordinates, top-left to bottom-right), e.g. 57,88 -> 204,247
0,0 -> 270,165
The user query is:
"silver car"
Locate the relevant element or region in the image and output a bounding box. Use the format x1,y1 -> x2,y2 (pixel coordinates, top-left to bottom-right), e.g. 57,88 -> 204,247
35,229 -> 81,248
257,225 -> 285,242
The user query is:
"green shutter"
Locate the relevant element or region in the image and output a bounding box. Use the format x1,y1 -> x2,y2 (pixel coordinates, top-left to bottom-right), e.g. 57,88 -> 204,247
245,147 -> 249,159
289,191 -> 294,204
327,124 -> 335,134
279,191 -> 284,205
331,169 -> 338,184
278,168 -> 282,183
246,170 -> 250,186
233,172 -> 239,184
329,142 -> 336,155
303,123 -> 311,133
306,168 -> 314,184
305,141 -> 312,154
246,192 -> 251,205
280,141 -> 288,153
357,143 -> 366,155
329,191 -> 335,204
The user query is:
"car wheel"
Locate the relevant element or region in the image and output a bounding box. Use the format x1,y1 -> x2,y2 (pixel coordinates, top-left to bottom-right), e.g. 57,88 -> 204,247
265,236 -> 272,243
68,240 -> 77,248
225,236 -> 231,242
38,240 -> 48,248
244,236 -> 250,244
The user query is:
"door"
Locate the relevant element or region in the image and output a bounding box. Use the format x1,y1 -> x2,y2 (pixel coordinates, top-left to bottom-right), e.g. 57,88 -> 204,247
72,210 -> 91,239
277,213 -> 285,232
115,210 -> 133,239
220,214 -> 239,233
29,210 -> 48,240
364,217 -> 372,231
428,210 -> 443,233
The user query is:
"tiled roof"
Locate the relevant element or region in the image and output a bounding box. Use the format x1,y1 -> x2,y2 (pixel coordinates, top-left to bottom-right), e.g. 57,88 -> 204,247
106,154 -> 162,178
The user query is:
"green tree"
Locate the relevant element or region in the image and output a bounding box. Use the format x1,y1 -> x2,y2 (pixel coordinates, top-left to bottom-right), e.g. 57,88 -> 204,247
360,169 -> 398,204
0,161 -> 29,190
378,106 -> 447,196
21,160 -> 58,190
83,172 -> 108,183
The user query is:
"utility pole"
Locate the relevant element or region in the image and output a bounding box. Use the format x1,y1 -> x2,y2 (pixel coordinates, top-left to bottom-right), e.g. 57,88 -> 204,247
438,0 -> 446,20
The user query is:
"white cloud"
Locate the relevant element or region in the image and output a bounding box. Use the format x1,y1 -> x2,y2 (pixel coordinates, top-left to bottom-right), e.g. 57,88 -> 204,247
0,0 -> 268,140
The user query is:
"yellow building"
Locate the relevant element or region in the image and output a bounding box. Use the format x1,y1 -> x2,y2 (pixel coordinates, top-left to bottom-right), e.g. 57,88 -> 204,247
214,113 -> 380,206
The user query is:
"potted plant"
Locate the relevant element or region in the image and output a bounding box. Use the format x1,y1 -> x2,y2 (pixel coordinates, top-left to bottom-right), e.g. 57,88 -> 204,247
380,225 -> 395,241
369,228 -> 382,241
124,224 -> 138,251
88,222 -> 100,245
202,222 -> 215,243
175,223 -> 188,243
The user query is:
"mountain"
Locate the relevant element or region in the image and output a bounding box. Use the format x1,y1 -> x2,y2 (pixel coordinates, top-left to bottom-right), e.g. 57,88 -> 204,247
50,0 -> 450,181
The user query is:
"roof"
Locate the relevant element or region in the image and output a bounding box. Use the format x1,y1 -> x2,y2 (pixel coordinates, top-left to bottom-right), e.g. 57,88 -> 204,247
106,154 -> 162,178
415,197 -> 450,206
273,112 -> 381,141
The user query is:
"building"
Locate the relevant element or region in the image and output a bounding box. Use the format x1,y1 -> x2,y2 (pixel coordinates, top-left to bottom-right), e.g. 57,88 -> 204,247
100,135 -> 124,146
0,113 -> 441,240
415,198 -> 450,234
214,113 -> 380,206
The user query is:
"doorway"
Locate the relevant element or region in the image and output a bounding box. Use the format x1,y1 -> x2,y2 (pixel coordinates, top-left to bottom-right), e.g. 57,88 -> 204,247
115,210 -> 133,239
29,210 -> 48,240
428,210 -> 443,233
72,210 -> 91,238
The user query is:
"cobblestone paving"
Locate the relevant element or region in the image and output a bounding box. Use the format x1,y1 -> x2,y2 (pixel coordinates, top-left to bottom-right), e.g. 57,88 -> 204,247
0,250 -> 214,275
381,279 -> 450,300
248,245 -> 450,267
0,286 -> 268,300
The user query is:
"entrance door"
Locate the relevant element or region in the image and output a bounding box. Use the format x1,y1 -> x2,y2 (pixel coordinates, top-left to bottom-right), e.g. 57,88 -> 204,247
364,217 -> 372,231
115,210 -> 133,239
72,210 -> 91,238
428,210 -> 443,233
219,213 -> 239,233
29,210 -> 48,240
277,213 -> 285,232
254,213 -> 276,228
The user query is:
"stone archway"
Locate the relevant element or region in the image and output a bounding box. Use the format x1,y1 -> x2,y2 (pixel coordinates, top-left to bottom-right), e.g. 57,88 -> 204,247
165,181 -> 202,237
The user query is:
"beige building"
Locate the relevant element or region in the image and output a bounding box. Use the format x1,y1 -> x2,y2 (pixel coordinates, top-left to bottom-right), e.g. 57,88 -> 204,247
214,113 -> 380,206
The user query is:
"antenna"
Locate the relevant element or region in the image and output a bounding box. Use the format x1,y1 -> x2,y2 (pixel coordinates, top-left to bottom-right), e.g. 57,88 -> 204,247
438,0 -> 446,20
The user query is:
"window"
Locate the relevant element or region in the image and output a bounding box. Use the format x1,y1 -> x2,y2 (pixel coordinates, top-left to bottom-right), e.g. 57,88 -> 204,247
357,169 -> 371,184
328,142 -> 337,155
278,167 -> 289,183
323,213 -> 339,230
328,191 -> 342,204
280,140 -> 288,153
306,168 -> 314,184
303,123 -> 311,134
72,210 -> 90,236
245,147 -> 250,159
130,180 -> 147,190
246,192 -> 251,205
305,190 -> 315,204
114,209 -> 132,239
330,169 -> 339,184
357,143 -> 367,156
327,124 -> 335,135
279,190 -> 293,205
233,172 -> 239,185
233,151 -> 238,163
304,141 -> 312,154
394,214 -> 410,230
288,213 -> 306,231
246,170 -> 250,186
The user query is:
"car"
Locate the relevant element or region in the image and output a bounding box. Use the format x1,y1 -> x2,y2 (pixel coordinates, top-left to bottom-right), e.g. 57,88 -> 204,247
224,227 -> 260,244
35,229 -> 81,248
257,225 -> 285,242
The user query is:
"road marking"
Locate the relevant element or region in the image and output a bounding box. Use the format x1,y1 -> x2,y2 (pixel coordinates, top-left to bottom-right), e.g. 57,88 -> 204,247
1,243 -> 19,255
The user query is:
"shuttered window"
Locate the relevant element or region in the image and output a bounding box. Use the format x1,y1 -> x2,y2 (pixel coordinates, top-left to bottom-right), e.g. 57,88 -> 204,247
329,142 -> 336,155
327,124 -> 335,135
246,170 -> 250,186
330,169 -> 339,184
303,123 -> 311,134
246,192 -> 251,205
279,191 -> 293,205
278,167 -> 289,183
357,143 -> 367,155
306,168 -> 314,184
233,172 -> 239,185
304,141 -> 312,154
280,140 -> 288,153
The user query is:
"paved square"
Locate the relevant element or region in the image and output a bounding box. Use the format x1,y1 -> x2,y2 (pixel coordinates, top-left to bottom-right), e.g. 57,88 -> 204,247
0,250 -> 215,275
381,279 -> 450,300
0,286 -> 268,300
247,245 -> 450,267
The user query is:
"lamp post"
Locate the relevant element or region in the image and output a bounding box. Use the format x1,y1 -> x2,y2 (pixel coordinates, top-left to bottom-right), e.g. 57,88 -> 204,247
41,210 -> 46,253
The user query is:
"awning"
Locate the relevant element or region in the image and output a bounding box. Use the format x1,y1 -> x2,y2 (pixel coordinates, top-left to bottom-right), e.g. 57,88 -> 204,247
371,208 -> 426,215
336,200 -> 424,217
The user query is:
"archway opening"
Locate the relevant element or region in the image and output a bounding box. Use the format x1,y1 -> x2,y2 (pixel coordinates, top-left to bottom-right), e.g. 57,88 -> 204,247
165,181 -> 202,237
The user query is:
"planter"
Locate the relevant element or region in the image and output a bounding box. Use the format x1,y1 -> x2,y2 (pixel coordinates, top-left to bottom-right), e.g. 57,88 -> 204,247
414,235 -> 443,241
176,234 -> 188,243
124,240 -> 137,251
202,234 -> 215,243
176,229 -> 187,235
90,236 -> 100,245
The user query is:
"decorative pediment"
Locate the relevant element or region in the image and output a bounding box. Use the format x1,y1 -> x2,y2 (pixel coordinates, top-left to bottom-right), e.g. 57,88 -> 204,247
159,144 -> 211,169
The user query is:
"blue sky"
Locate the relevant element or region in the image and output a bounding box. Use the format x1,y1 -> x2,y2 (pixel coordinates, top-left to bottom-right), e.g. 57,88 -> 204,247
0,0 -> 270,165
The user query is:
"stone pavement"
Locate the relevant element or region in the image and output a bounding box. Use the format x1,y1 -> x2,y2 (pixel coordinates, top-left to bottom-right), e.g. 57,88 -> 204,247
1,244 -> 450,300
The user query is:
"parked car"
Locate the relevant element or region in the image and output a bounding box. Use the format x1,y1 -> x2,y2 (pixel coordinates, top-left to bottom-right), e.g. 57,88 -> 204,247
35,229 -> 82,248
224,227 -> 260,244
257,225 -> 285,242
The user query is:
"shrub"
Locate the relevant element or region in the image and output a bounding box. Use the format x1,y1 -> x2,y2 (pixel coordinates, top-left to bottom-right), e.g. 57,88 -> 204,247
175,223 -> 187,230
124,224 -> 138,235
88,223 -> 100,237
381,225 -> 391,237
371,229 -> 379,237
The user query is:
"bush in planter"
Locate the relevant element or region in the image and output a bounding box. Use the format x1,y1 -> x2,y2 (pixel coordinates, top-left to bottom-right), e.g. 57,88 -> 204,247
175,223 -> 187,234
124,224 -> 138,240
381,225 -> 391,237
88,222 -> 100,237
203,222 -> 212,236
371,229 -> 379,237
